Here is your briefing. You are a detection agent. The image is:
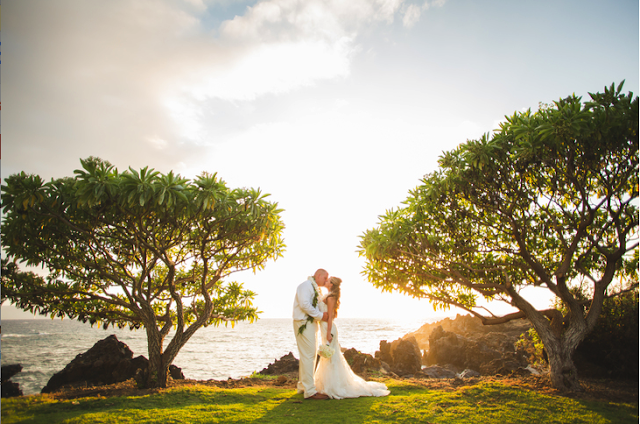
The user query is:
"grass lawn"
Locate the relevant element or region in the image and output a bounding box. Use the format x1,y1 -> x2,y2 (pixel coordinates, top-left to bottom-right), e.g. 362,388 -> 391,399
2,379 -> 637,424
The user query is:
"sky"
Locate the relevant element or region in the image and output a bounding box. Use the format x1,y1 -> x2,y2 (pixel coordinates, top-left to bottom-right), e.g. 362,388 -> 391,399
2,0 -> 639,321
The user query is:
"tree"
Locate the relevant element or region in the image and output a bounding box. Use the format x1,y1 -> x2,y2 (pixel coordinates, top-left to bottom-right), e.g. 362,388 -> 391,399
556,266 -> 638,379
1,158 -> 286,388
1,259 -> 48,306
358,82 -> 638,391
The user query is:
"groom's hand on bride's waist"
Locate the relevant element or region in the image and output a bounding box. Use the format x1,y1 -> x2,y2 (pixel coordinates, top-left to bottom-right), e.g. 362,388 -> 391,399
321,312 -> 329,322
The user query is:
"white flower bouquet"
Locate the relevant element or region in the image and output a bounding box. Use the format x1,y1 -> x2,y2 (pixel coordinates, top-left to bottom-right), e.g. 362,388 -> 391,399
318,343 -> 335,359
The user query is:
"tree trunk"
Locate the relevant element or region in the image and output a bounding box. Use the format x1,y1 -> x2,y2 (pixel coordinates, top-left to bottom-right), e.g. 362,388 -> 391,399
147,352 -> 169,389
543,336 -> 582,391
146,327 -> 169,388
141,308 -> 210,388
530,316 -> 584,392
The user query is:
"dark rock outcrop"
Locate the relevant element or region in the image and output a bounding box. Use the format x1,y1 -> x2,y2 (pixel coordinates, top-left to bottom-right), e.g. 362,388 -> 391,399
421,322 -> 529,376
426,325 -> 504,371
2,364 -> 23,380
169,364 -> 185,380
258,352 -> 299,375
391,336 -> 423,376
375,336 -> 422,376
41,335 -> 149,393
479,358 -> 523,376
420,365 -> 457,379
407,314 -> 531,353
112,354 -> 149,383
2,364 -> 24,398
377,341 -> 394,365
458,368 -> 481,379
274,375 -> 288,385
343,348 -> 381,374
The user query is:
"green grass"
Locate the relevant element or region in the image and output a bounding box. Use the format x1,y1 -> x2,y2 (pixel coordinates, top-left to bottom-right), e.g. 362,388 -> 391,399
2,380 -> 637,424
247,371 -> 279,380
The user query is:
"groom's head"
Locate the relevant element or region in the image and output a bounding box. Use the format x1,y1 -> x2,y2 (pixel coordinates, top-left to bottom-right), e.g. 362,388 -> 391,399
314,269 -> 329,287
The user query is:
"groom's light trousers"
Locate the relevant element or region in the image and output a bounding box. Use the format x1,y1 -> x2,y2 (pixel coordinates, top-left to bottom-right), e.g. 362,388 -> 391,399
293,319 -> 318,398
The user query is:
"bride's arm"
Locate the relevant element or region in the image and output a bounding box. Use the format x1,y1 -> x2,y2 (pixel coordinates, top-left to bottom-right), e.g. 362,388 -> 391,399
326,297 -> 336,343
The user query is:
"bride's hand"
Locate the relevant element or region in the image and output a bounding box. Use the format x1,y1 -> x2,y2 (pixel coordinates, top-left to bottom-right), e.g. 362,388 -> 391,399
327,334 -> 333,343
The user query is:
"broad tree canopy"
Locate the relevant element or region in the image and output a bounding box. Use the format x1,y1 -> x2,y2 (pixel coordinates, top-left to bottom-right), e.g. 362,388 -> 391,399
1,158 -> 286,387
359,83 -> 638,390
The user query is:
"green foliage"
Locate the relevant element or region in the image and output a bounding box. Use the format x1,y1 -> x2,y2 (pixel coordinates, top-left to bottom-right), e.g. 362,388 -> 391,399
358,82 -> 638,390
248,371 -> 278,380
1,259 -> 48,312
515,328 -> 546,368
517,285 -> 638,379
566,286 -> 639,379
359,82 -> 638,314
1,157 -> 286,387
1,381 -> 637,423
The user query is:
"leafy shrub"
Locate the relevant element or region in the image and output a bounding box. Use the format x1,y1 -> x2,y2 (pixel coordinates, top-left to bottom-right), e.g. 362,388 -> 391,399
573,289 -> 638,379
515,328 -> 546,368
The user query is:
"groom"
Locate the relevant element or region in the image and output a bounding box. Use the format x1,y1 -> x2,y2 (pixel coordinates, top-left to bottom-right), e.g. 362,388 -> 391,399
292,269 -> 330,400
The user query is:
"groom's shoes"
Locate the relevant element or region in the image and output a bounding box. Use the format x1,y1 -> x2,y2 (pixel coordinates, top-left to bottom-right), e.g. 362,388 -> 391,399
306,393 -> 330,400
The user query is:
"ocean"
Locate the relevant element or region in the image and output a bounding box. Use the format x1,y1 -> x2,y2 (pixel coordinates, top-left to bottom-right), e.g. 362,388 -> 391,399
1,317 -> 436,395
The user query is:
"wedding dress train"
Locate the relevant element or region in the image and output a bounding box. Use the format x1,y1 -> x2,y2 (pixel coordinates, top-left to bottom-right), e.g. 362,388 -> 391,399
314,299 -> 390,399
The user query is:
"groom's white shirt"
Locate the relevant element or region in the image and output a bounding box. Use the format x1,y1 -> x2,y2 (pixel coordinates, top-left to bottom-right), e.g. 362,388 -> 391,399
292,277 -> 324,321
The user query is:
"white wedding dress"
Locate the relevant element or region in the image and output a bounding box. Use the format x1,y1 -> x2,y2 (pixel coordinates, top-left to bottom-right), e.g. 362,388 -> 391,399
314,296 -> 390,399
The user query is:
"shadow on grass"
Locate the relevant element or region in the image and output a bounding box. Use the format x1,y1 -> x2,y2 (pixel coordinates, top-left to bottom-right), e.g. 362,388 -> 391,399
259,381 -> 640,424
257,391 -> 384,424
575,398 -> 639,424
2,381 -> 637,424
2,386 -> 279,424
451,383 -> 639,424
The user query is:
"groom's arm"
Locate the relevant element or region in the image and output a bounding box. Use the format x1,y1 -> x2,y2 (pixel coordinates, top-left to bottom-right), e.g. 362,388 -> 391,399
296,282 -> 324,320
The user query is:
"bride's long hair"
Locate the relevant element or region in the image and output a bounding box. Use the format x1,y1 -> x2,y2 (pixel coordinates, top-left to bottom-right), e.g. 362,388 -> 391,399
327,277 -> 342,317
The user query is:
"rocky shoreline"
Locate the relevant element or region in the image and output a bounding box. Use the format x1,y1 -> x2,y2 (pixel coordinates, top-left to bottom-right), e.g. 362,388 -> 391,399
410,313 -> 536,377
248,313 -> 538,383
1,314 -> 630,401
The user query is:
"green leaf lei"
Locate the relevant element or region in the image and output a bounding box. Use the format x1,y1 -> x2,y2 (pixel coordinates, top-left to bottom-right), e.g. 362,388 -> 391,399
297,282 -> 319,335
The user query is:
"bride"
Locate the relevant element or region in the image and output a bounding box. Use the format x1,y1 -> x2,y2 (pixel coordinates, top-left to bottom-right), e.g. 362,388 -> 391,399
314,277 -> 390,399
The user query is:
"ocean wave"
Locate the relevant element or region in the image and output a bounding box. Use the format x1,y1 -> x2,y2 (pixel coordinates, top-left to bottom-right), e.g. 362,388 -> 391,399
2,333 -> 37,338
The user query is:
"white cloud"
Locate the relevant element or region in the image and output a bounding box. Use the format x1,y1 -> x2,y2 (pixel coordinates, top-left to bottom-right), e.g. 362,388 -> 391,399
373,0 -> 405,23
5,0 -> 421,160
4,0 -> 210,176
162,0 -> 427,138
403,0 -> 448,28
428,0 -> 448,7
146,136 -> 170,150
209,0 -> 409,101
182,37 -> 353,102
182,0 -> 208,12
162,96 -> 206,142
403,4 -> 422,28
